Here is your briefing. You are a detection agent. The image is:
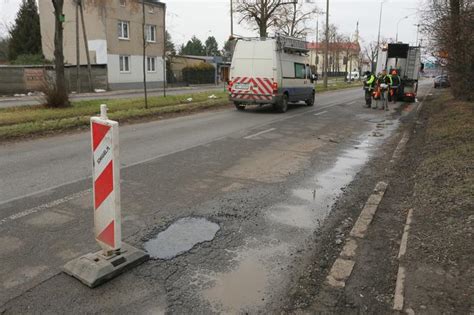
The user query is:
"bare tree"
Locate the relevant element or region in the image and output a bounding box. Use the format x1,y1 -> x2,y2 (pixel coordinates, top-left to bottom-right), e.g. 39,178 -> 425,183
421,0 -> 473,99
50,0 -> 69,106
273,2 -> 318,37
234,0 -> 287,37
363,37 -> 388,73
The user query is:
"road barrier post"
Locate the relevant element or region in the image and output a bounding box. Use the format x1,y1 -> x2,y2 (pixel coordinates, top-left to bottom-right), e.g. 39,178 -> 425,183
63,104 -> 148,288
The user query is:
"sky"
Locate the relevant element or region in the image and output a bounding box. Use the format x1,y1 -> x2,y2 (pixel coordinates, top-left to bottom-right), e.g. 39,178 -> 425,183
0,0 -> 423,49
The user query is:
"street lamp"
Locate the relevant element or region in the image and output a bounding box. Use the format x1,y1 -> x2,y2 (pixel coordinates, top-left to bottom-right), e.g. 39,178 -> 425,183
395,16 -> 408,42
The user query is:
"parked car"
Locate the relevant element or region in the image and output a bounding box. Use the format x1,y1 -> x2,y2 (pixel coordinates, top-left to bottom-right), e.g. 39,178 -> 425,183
434,75 -> 450,88
346,71 -> 360,81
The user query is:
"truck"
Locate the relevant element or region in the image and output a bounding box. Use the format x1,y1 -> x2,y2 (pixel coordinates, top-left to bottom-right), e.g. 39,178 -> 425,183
228,35 -> 316,113
375,43 -> 422,102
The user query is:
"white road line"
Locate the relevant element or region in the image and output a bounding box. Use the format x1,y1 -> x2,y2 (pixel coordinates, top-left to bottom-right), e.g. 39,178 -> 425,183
314,110 -> 328,116
393,208 -> 414,311
393,266 -> 406,311
0,189 -> 90,227
244,128 -> 276,139
398,208 -> 414,259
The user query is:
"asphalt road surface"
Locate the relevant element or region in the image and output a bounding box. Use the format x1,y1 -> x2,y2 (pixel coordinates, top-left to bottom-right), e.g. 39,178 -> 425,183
0,83 -> 430,313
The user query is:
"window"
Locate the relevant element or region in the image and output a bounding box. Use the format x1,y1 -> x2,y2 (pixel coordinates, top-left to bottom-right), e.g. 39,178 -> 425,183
147,56 -> 156,72
146,25 -> 156,42
118,21 -> 129,39
119,55 -> 130,72
294,63 -> 306,79
119,0 -> 126,6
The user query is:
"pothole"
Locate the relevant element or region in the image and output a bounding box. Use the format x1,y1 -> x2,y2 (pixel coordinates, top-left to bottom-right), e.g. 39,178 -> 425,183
144,217 -> 220,260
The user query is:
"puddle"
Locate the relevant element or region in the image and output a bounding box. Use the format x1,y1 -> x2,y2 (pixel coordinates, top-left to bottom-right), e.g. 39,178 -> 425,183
144,217 -> 220,260
201,243 -> 289,313
267,120 -> 398,231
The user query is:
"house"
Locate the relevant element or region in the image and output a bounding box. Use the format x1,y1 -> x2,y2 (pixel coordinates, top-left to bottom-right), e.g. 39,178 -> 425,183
38,0 -> 165,90
170,55 -> 230,84
307,41 -> 361,76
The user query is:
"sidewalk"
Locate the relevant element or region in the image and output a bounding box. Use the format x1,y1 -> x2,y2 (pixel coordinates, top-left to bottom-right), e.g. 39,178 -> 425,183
0,84 -> 225,108
295,89 -> 473,313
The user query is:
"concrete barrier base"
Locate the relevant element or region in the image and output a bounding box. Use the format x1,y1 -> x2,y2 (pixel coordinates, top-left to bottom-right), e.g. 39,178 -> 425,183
63,243 -> 149,288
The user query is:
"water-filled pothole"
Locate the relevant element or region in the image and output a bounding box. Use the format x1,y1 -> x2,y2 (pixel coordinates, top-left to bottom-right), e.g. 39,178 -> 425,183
144,217 -> 220,260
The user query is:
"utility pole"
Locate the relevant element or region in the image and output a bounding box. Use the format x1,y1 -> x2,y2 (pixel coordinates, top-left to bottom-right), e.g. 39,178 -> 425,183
414,23 -> 420,46
163,4 -> 167,97
375,0 -> 387,72
230,0 -> 234,37
142,0 -> 148,108
315,17 -> 319,74
323,0 -> 329,88
75,0 -> 80,93
79,0 -> 93,92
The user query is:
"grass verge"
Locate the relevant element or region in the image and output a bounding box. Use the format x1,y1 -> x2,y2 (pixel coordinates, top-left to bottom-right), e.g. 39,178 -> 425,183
0,91 -> 229,141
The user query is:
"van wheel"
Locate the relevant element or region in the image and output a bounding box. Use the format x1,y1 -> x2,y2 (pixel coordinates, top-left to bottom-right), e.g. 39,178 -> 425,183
275,94 -> 288,113
306,91 -> 315,106
234,102 -> 245,111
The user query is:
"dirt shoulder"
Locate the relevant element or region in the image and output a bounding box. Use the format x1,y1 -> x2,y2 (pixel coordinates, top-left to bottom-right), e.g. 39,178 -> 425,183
403,91 -> 474,313
286,89 -> 473,313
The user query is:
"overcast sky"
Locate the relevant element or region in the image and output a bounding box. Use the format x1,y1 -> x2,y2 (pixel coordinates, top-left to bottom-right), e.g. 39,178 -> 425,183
1,0 -> 423,48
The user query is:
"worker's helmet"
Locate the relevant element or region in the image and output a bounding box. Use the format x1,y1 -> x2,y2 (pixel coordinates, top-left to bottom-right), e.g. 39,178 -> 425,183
365,71 -> 371,76
391,69 -> 397,75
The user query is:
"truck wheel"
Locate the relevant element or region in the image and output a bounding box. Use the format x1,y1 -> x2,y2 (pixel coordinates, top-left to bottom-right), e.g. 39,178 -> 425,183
275,94 -> 288,113
306,91 -> 315,106
234,102 -> 245,111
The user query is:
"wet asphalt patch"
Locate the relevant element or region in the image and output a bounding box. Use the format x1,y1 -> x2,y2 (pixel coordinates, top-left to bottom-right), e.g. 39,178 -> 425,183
144,217 -> 220,260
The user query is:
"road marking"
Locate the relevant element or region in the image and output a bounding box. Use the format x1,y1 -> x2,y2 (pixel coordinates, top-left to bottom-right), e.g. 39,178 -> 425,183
393,266 -> 406,311
0,190 -> 90,227
398,208 -> 413,259
313,110 -> 328,116
393,208 -> 414,311
244,128 -> 276,139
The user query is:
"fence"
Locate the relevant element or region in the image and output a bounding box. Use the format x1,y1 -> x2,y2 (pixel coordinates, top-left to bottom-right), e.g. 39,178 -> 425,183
0,65 -> 108,95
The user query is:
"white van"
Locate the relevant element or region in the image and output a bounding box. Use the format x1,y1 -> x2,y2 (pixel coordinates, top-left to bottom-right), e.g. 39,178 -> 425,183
346,71 -> 360,81
228,35 -> 316,113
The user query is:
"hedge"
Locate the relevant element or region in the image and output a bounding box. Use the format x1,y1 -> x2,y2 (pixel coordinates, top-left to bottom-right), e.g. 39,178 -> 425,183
182,63 -> 215,84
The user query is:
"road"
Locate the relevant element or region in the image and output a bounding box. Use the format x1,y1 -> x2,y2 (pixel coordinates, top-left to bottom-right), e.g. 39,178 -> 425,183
0,84 -> 430,313
0,84 -> 224,108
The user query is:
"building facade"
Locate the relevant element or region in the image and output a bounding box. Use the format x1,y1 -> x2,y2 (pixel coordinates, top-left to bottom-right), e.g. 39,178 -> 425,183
38,0 -> 165,90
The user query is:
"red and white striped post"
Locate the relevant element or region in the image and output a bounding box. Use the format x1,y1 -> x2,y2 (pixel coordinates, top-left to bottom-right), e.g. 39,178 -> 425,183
63,104 -> 148,287
91,104 -> 121,255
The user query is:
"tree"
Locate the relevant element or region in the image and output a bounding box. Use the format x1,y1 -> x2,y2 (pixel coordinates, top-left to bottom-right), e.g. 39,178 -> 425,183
180,36 -> 205,56
49,0 -> 69,107
0,37 -> 9,62
234,0 -> 287,37
165,31 -> 176,83
165,30 -> 176,56
421,0 -> 473,99
204,36 -> 220,56
8,0 -> 42,61
273,2 -> 318,37
363,37 -> 388,73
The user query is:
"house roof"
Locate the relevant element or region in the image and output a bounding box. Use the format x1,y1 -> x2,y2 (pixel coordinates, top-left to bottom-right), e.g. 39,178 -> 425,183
307,41 -> 361,52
